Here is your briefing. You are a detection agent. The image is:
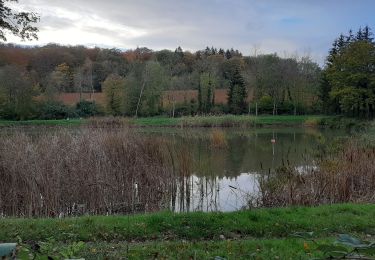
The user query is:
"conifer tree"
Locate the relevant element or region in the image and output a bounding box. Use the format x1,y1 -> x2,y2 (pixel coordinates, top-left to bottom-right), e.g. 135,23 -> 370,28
225,49 -> 232,59
321,26 -> 375,117
227,68 -> 247,114
363,25 -> 374,42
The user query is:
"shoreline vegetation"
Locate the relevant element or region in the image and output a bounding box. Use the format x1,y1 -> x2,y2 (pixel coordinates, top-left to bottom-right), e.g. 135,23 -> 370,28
0,115 -> 369,129
0,117 -> 374,258
1,204 -> 375,259
1,121 -> 374,219
0,3 -> 374,258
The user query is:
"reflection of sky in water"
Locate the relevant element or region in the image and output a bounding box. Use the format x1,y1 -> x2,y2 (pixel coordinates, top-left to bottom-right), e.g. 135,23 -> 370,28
212,173 -> 259,212
175,174 -> 259,212
142,127 -> 347,212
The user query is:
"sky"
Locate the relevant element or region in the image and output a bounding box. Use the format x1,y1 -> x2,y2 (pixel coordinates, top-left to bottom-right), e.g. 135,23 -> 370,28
7,0 -> 375,64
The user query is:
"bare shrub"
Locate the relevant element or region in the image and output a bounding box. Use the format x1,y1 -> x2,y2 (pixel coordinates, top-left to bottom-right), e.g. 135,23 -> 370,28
0,127 -> 174,217
87,117 -> 128,128
256,142 -> 375,207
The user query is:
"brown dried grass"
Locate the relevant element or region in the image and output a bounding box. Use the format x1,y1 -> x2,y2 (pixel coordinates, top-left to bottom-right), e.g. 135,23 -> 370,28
0,128 -> 174,217
256,142 -> 375,207
210,129 -> 228,148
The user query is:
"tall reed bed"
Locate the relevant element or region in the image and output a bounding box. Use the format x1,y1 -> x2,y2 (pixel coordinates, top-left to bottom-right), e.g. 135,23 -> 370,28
0,127 -> 174,217
255,141 -> 375,207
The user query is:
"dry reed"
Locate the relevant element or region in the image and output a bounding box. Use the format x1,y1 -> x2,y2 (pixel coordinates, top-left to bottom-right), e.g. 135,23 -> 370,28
210,129 -> 228,148
255,141 -> 375,207
0,127 -> 174,217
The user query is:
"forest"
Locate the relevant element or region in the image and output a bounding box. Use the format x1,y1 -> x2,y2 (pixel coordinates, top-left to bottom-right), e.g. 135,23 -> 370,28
0,26 -> 374,120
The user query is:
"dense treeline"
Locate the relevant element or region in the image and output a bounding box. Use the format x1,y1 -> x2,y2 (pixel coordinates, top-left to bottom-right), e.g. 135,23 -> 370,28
0,43 -> 321,119
321,26 -> 375,118
1,26 -> 373,120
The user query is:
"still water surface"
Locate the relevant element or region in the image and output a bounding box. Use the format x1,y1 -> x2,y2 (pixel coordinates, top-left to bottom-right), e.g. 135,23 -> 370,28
140,127 -> 346,212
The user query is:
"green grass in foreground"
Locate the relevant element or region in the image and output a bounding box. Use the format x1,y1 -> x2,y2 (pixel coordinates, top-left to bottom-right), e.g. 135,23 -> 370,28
80,238 -> 324,259
1,204 -> 375,259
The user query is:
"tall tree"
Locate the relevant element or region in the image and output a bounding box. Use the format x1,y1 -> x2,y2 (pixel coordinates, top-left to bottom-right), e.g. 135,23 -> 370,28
102,74 -> 125,115
0,0 -> 39,41
45,63 -> 72,98
0,65 -> 38,119
125,61 -> 166,117
322,26 -> 375,117
327,41 -> 375,117
199,72 -> 216,113
227,68 -> 247,114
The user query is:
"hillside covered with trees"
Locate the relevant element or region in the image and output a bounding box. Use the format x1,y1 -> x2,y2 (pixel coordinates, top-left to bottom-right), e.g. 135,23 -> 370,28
0,26 -> 373,119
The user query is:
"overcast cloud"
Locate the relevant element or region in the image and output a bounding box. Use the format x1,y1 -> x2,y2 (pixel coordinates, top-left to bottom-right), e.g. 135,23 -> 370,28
7,0 -> 375,64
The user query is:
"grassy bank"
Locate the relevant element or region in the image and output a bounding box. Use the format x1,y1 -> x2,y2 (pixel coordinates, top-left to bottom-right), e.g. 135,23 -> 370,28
129,115 -> 333,127
0,119 -> 84,127
1,115 -> 318,128
1,204 -> 375,259
0,115 -> 367,129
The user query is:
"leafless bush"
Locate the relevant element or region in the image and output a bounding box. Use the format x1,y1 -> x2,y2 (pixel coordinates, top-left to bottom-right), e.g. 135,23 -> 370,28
0,127 -> 174,217
255,142 -> 375,207
87,116 -> 128,128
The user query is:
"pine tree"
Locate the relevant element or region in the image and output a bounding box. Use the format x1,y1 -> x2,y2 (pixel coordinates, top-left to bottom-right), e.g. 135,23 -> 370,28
225,49 -> 232,59
346,29 -> 354,43
227,68 -> 247,114
174,46 -> 184,60
363,26 -> 374,42
356,27 -> 363,41
204,46 -> 211,56
337,34 -> 346,52
327,39 -> 338,66
321,26 -> 375,118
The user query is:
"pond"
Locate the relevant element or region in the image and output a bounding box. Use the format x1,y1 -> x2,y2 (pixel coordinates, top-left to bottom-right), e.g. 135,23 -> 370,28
139,127 -> 347,212
0,125 -> 348,216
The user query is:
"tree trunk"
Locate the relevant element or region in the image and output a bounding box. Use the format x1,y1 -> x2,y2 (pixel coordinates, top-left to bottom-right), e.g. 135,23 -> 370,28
172,100 -> 175,118
135,81 -> 146,118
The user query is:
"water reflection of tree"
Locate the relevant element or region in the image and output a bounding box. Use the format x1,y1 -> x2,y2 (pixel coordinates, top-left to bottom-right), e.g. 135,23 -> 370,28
167,128 -> 344,212
225,136 -> 249,178
172,175 -> 221,212
190,130 -> 319,179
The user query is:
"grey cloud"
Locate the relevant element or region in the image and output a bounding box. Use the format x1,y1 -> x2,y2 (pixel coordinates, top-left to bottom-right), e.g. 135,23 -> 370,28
14,0 -> 375,64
